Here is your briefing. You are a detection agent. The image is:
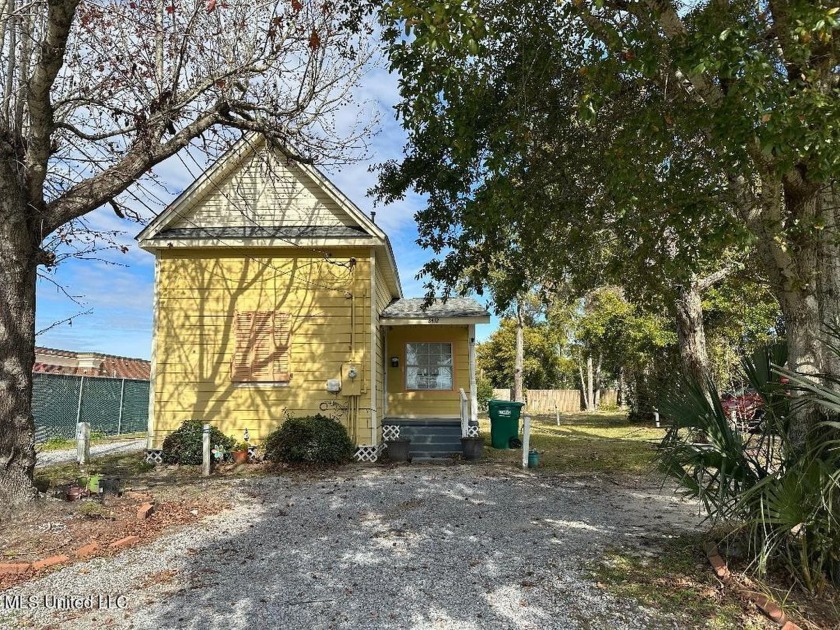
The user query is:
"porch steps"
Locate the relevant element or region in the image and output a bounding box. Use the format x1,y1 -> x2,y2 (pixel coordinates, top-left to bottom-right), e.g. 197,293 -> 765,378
383,419 -> 462,459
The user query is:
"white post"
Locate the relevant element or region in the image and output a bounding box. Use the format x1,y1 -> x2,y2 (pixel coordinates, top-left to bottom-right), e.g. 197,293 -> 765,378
654,409 -> 660,428
117,378 -> 126,436
202,424 -> 211,476
522,414 -> 531,469
459,388 -> 468,438
75,375 -> 85,425
76,422 -> 90,466
555,405 -> 560,426
468,324 -> 478,423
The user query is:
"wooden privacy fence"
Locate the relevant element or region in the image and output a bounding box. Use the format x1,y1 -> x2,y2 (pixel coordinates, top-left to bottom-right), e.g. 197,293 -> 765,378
490,388 -> 618,413
525,389 -> 582,413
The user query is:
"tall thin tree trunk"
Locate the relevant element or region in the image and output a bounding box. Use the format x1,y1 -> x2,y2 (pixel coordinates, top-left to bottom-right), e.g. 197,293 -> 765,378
586,355 -> 595,412
617,367 -> 625,407
0,156 -> 39,506
594,352 -> 602,410
578,361 -> 588,411
513,301 -> 524,403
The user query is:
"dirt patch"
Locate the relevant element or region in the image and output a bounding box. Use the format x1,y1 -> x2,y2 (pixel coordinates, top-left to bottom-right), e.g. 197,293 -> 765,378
0,489 -> 228,591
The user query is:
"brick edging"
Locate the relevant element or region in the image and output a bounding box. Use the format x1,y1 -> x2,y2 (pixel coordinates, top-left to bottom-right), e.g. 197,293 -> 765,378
704,542 -> 802,630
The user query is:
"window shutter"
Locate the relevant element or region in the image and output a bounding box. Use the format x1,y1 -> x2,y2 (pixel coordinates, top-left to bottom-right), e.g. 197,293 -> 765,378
231,311 -> 256,382
231,311 -> 292,383
273,313 -> 291,381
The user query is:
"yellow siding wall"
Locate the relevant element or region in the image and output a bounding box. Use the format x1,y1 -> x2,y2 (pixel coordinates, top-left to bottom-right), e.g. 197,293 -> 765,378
151,248 -> 374,448
374,257 -> 393,424
385,325 -> 469,418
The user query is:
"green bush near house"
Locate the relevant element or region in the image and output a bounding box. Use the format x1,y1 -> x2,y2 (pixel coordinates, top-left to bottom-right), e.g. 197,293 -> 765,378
161,419 -> 235,465
476,376 -> 493,413
264,414 -> 355,466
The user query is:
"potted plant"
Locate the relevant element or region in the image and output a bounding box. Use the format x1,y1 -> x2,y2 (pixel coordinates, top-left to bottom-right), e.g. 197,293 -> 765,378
231,439 -> 250,464
461,435 -> 484,461
382,426 -> 411,463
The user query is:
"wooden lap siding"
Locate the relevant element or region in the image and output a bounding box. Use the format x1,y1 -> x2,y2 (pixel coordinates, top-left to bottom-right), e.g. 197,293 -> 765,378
385,325 -> 469,418
150,248 -> 373,448
374,259 -> 393,425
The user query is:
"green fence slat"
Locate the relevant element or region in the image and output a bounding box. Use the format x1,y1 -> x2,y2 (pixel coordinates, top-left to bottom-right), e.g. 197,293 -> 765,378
33,374 -> 149,442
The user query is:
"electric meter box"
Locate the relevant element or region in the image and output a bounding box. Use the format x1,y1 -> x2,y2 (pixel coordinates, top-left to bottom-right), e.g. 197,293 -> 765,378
341,364 -> 361,396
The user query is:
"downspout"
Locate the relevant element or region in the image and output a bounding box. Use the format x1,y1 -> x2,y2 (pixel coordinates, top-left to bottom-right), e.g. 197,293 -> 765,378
349,261 -> 357,442
370,249 -> 378,445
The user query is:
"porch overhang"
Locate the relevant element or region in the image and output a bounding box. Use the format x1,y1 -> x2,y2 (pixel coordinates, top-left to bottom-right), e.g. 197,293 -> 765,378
379,297 -> 490,326
381,315 -> 489,326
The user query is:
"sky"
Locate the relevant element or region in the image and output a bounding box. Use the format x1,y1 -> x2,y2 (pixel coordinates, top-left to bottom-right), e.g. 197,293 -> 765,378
35,62 -> 499,360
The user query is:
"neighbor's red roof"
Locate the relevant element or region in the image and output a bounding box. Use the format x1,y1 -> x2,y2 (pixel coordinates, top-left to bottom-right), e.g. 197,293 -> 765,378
34,347 -> 150,380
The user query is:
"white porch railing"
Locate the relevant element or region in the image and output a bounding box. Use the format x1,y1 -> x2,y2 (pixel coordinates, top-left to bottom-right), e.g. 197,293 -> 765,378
459,388 -> 469,438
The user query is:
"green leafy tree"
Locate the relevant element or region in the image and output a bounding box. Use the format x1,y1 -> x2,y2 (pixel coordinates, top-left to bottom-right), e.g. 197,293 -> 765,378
378,0 -> 839,444
477,316 -> 571,391
551,287 -> 675,411
703,276 -> 785,391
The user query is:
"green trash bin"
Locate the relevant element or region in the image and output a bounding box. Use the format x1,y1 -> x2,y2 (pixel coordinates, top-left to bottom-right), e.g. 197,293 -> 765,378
488,400 -> 525,449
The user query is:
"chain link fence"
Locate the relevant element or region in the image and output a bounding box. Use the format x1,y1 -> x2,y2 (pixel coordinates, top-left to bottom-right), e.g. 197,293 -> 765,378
33,373 -> 149,441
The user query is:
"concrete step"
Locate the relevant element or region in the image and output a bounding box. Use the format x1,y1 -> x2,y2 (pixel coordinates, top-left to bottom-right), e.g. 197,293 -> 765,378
411,454 -> 459,462
382,419 -> 470,459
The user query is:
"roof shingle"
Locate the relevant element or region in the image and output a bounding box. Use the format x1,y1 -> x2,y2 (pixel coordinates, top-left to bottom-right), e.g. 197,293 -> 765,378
381,297 -> 489,319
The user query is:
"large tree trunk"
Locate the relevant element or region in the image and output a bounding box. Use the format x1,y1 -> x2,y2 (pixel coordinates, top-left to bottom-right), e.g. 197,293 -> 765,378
0,158 -> 39,507
675,283 -> 711,386
513,301 -> 524,403
758,181 -> 840,446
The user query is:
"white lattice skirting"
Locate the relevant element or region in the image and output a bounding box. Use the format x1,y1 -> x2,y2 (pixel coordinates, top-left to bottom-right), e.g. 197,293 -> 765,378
354,444 -> 383,463
466,424 -> 480,438
381,424 -> 400,441
145,450 -> 163,464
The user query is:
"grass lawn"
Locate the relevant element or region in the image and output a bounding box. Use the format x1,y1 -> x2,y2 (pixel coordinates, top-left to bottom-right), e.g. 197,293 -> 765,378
478,410 -> 665,475
587,534 -> 772,630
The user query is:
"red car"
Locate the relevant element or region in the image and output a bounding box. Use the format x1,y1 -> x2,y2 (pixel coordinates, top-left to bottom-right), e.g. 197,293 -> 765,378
721,388 -> 765,432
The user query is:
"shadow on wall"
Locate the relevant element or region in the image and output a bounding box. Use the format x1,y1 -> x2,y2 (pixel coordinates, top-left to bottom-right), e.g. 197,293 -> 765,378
146,468 -> 699,629
154,144 -> 377,446
155,247 -> 369,446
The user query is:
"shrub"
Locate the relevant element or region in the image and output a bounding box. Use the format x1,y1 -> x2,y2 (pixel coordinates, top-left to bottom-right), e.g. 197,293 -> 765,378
476,376 -> 494,413
161,419 -> 234,465
659,341 -> 840,592
264,414 -> 354,465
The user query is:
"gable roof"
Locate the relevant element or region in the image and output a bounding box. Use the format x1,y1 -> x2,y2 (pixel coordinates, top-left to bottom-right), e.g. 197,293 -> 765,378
136,134 -> 402,297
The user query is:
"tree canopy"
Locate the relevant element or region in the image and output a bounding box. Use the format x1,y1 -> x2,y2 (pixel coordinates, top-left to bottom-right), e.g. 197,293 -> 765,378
0,0 -> 378,504
378,0 -> 839,441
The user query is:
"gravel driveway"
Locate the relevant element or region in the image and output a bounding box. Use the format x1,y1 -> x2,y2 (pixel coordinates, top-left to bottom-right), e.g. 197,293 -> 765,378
1,465 -> 703,629
35,438 -> 146,467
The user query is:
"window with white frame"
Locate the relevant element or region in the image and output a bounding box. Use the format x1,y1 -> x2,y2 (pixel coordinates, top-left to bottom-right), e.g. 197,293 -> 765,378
405,342 -> 453,390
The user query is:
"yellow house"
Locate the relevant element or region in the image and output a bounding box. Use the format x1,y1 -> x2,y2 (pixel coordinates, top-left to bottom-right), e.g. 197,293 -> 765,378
136,136 -> 489,462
